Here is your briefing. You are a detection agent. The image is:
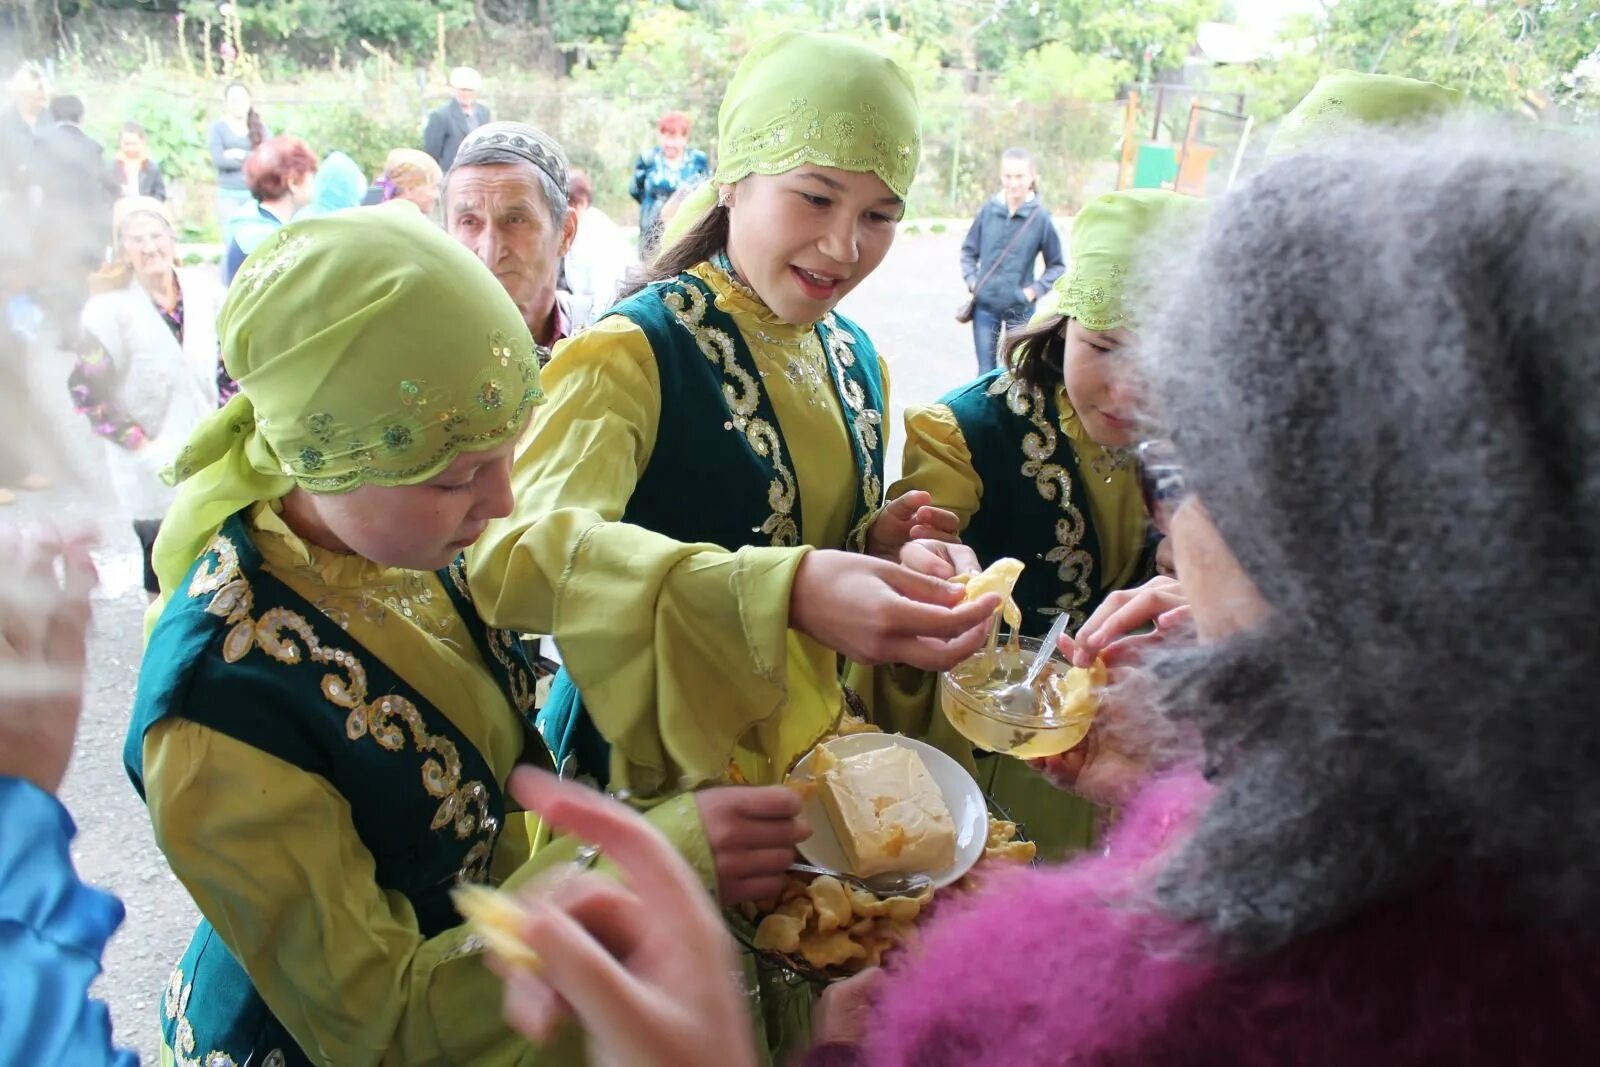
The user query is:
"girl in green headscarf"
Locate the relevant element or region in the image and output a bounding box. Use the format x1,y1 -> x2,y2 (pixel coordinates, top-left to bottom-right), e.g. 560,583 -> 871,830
862,189 -> 1204,860
468,32 -> 997,803
124,205 -> 804,1067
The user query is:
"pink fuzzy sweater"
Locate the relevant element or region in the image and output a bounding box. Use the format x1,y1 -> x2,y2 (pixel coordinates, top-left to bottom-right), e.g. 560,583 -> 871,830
809,774 -> 1600,1066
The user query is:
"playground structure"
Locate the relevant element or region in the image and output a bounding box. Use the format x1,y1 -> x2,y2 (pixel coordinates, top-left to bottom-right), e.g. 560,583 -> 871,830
1118,84 -> 1255,196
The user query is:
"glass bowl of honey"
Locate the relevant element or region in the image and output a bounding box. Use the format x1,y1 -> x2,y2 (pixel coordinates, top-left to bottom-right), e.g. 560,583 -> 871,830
939,636 -> 1104,759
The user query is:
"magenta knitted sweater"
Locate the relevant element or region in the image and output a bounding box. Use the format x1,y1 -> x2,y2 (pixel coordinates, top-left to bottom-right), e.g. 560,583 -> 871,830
809,774 -> 1600,1066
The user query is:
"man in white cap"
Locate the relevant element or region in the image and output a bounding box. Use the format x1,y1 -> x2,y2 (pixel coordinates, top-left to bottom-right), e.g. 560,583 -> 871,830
423,66 -> 489,171
445,121 -> 578,355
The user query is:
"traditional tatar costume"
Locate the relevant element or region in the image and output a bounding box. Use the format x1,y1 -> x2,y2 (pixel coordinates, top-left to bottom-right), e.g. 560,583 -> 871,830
468,32 -> 923,801
858,189 -> 1204,859
126,207 -> 712,1067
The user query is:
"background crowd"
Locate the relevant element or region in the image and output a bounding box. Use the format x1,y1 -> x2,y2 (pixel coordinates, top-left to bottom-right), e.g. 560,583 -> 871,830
3,7 -> 1600,1066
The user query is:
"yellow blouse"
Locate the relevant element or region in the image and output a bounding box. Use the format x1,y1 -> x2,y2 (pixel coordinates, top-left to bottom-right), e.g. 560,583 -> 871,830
143,502 -> 712,1066
468,261 -> 889,795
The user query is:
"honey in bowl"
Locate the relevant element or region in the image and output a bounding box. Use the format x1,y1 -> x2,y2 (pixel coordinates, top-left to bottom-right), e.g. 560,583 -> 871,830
940,635 -> 1106,758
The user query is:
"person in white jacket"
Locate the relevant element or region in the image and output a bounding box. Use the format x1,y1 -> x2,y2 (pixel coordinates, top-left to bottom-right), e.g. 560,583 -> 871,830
67,197 -> 222,596
560,168 -> 636,328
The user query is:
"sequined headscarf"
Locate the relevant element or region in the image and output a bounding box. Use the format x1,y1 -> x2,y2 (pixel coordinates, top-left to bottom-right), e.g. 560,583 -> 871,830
149,203 -> 543,611
662,31 -> 921,248
1054,189 -> 1207,332
1267,70 -> 1462,156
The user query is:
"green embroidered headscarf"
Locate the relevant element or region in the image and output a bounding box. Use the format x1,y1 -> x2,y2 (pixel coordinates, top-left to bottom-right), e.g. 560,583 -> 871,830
1268,70 -> 1462,156
1055,189 -> 1205,332
661,31 -> 921,248
150,202 -> 543,608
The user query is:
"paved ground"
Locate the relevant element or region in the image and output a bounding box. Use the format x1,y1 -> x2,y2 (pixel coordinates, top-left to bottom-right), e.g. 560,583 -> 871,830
8,227 -> 1044,1062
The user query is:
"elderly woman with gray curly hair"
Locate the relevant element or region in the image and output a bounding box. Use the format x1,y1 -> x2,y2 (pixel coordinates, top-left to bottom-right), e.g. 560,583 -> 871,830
474,118 -> 1600,1066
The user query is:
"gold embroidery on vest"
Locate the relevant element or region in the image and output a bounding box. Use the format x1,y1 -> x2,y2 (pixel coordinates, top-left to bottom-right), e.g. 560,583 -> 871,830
164,966 -> 238,1067
187,533 -> 497,882
988,373 -> 1095,626
448,558 -> 538,714
664,282 -> 800,546
823,317 -> 885,552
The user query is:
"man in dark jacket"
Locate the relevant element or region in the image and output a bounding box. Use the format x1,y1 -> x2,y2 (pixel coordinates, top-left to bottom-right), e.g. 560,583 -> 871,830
423,67 -> 490,171
0,63 -> 50,206
960,147 -> 1066,374
33,95 -> 116,345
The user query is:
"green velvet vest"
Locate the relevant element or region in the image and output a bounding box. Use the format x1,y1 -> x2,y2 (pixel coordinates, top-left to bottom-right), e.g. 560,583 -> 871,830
943,368 -> 1127,636
540,270 -> 886,783
124,513 -> 549,1067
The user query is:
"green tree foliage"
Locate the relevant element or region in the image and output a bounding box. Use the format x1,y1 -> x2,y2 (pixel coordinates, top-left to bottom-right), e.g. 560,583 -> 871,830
1219,0 -> 1600,120
977,0 -> 1221,75
175,0 -> 473,60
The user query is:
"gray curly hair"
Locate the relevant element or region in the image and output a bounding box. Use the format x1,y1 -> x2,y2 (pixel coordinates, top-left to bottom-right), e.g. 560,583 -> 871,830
1134,119 -> 1600,954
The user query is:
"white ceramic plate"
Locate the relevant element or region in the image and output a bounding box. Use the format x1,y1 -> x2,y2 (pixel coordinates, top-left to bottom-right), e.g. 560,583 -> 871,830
789,733 -> 987,890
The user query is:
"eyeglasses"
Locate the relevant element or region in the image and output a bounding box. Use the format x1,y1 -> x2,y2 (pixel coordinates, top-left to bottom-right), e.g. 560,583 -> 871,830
1135,440 -> 1186,532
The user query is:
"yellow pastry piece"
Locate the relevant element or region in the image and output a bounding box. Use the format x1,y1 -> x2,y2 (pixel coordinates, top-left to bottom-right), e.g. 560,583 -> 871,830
807,875 -> 854,934
797,927 -> 868,969
956,557 -> 1025,636
1046,657 -> 1108,723
754,912 -> 807,955
451,884 -> 541,971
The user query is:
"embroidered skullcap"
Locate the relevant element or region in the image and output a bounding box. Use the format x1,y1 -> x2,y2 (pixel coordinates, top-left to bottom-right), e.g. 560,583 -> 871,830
451,120 -> 570,200
1055,189 -> 1206,332
662,31 -> 921,248
449,66 -> 482,91
149,202 -> 542,608
1267,70 -> 1462,156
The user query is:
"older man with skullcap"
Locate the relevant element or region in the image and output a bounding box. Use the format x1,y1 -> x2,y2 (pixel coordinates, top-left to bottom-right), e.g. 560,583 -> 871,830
444,121 -> 577,356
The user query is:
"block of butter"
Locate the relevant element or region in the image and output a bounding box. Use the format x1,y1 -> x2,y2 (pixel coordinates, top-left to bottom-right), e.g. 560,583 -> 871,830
817,745 -> 957,878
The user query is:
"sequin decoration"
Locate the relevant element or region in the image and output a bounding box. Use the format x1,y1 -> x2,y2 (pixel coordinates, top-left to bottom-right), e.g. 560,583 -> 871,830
233,232 -> 312,296
822,318 -> 885,552
664,282 -> 800,546
186,531 -> 498,880
988,372 -> 1095,627
164,966 -> 239,1067
1056,262 -> 1129,333
726,96 -> 919,199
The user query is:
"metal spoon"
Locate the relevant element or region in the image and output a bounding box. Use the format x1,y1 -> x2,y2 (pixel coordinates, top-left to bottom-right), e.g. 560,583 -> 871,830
995,611 -> 1071,719
787,862 -> 932,898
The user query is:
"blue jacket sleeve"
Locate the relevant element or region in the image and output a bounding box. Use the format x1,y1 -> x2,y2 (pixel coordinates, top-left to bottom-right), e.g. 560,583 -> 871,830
960,208 -> 984,288
1034,211 -> 1066,291
0,777 -> 137,1066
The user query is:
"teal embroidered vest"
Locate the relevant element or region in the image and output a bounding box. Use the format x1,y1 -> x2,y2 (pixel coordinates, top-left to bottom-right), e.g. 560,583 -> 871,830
123,513 -> 550,1067
540,271 -> 887,783
944,368 -> 1132,637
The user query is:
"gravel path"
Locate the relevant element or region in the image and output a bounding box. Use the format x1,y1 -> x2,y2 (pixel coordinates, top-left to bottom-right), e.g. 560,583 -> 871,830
17,227 -> 1047,1062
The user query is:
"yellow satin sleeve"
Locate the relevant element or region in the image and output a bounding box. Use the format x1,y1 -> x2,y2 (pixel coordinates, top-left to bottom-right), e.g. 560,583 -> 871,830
144,722 -> 711,1066
893,402 -> 983,532
468,268 -> 888,795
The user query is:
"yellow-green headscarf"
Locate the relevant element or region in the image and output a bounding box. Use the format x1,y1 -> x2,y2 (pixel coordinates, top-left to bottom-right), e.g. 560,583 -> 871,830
1268,70 -> 1462,156
661,31 -> 921,248
150,202 -> 543,609
1054,189 -> 1205,332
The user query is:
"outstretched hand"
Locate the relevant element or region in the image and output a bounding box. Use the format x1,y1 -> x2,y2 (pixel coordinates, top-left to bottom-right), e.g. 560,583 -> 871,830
0,528 -> 97,795
866,491 -> 962,561
493,769 -> 758,1067
789,549 -> 998,671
